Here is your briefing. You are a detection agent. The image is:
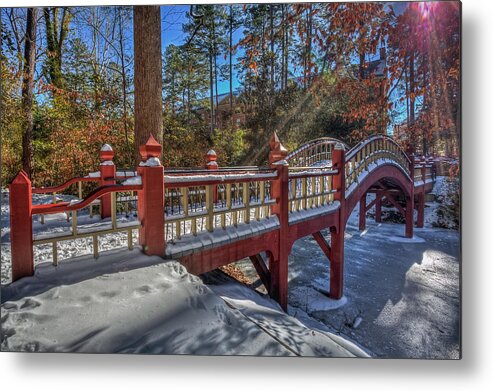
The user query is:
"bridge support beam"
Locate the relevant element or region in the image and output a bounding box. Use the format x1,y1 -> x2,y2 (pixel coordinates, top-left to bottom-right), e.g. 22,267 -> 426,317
359,193 -> 366,231
329,228 -> 344,299
375,194 -> 382,222
405,196 -> 414,238
249,254 -> 271,293
416,191 -> 425,228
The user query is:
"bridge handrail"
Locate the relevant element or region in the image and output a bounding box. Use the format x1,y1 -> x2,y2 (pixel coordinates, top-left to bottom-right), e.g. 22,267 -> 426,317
160,167 -> 281,240
286,137 -> 349,167
345,134 -> 411,165
31,184 -> 143,215
32,176 -> 100,195
344,135 -> 412,193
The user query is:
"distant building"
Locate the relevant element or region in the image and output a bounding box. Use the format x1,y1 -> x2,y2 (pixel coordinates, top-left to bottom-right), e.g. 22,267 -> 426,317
198,91 -> 247,130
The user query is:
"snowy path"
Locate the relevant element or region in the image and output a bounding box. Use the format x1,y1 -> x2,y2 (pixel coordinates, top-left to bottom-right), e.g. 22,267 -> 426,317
287,177 -> 459,358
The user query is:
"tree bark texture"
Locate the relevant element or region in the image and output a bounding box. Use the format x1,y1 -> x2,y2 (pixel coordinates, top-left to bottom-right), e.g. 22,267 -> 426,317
133,5 -> 163,164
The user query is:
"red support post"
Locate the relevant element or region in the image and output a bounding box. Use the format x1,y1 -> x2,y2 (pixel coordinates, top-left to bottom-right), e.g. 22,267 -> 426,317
99,144 -> 116,219
375,193 -> 382,223
330,143 -> 346,299
9,171 -> 34,281
406,151 -> 415,238
137,135 -> 165,257
205,149 -> 219,203
359,192 -> 366,231
269,132 -> 289,311
417,191 -> 425,228
405,194 -> 414,238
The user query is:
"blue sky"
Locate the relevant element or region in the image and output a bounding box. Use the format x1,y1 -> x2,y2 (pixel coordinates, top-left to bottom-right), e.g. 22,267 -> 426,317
160,4 -> 244,95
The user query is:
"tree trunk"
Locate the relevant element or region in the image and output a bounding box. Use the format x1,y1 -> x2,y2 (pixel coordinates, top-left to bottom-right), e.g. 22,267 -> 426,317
270,4 -> 275,94
118,8 -> 129,149
209,49 -> 214,139
229,5 -> 233,118
22,8 -> 38,179
409,51 -> 415,126
43,7 -> 71,89
133,6 -> 163,164
280,5 -> 285,91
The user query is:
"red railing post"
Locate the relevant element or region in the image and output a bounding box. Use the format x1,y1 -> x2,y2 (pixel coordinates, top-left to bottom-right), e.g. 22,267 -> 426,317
9,171 -> 34,281
205,149 -> 219,203
137,135 -> 165,257
268,132 -> 289,311
330,143 -> 346,299
99,144 -> 116,219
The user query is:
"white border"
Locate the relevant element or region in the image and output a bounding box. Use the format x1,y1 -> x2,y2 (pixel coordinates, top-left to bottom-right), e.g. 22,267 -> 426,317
2,0 -> 492,389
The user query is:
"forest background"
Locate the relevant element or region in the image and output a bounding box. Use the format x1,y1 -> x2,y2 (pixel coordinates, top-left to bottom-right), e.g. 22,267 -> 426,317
0,1 -> 460,187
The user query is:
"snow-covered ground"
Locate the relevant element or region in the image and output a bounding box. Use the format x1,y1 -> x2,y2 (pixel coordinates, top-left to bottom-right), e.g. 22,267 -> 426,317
1,249 -> 367,356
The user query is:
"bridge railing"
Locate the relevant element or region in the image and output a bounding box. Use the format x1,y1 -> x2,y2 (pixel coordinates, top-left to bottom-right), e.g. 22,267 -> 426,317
413,156 -> 436,185
287,167 -> 339,213
285,137 -> 349,168
162,168 -> 278,240
344,135 -> 412,192
8,132 -> 432,284
31,146 -> 139,221
9,168 -> 143,280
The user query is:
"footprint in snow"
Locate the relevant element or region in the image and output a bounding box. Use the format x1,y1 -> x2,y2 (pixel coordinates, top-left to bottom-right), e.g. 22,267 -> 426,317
133,285 -> 158,297
20,298 -> 41,310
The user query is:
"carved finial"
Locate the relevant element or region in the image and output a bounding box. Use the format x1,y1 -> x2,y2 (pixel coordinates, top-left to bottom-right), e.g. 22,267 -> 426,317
205,149 -> 218,168
139,134 -> 162,161
269,132 -> 288,164
100,144 -> 114,163
11,170 -> 31,185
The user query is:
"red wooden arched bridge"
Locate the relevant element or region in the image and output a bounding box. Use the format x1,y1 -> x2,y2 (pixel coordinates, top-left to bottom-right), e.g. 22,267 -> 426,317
8,133 -> 436,310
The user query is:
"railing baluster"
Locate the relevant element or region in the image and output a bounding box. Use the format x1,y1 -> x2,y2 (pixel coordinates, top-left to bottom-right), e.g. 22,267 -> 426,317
93,235 -> 99,258
206,184 -> 214,232
111,192 -> 117,230
128,229 -> 133,250
260,181 -> 265,218
302,177 -> 307,210
72,210 -> 77,236
53,242 -> 58,266
243,182 -> 250,224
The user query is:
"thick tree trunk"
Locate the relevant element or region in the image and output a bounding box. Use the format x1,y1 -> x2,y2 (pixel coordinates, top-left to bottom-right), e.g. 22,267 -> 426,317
22,8 -> 37,179
133,6 -> 163,164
